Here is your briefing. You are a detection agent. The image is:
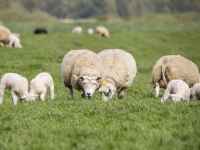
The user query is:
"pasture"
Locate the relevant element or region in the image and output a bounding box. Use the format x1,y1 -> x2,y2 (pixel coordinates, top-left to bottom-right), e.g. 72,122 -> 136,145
0,21 -> 200,150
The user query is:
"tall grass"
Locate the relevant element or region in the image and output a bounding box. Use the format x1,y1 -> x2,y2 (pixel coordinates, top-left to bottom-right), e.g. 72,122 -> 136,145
0,21 -> 200,150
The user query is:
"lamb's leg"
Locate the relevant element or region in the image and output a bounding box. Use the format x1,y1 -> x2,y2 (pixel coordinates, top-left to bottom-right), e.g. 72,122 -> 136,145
0,85 -> 6,104
192,94 -> 199,100
118,88 -> 126,100
161,88 -> 170,103
50,83 -> 54,100
155,82 -> 160,97
64,81 -> 73,100
11,91 -> 18,105
9,40 -> 14,47
39,92 -> 46,101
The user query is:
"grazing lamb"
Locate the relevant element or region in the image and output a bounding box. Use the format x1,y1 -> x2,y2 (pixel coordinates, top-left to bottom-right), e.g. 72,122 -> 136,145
87,28 -> 94,35
190,83 -> 200,100
96,26 -> 109,38
61,50 -> 103,100
29,72 -> 54,101
152,55 -> 200,97
8,33 -> 22,48
161,80 -> 190,103
0,25 -> 10,45
98,49 -> 137,101
34,28 -> 48,34
0,73 -> 30,105
72,26 -> 82,34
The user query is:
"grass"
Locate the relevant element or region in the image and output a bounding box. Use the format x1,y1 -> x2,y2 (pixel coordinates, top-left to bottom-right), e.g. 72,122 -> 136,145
0,21 -> 200,150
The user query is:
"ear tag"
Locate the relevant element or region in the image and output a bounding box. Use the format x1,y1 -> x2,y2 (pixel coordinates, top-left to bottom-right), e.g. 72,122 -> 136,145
103,80 -> 107,85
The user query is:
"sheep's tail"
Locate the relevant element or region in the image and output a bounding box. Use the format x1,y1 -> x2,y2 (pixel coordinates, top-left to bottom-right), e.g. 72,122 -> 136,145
161,57 -> 168,82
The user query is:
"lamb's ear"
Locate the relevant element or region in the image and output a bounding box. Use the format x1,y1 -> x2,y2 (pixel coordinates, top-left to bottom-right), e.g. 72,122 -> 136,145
180,96 -> 186,100
168,94 -> 174,98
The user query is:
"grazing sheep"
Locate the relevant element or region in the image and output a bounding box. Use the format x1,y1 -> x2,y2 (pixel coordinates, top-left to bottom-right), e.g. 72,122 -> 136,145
0,73 -> 30,105
61,50 -> 103,100
190,83 -> 200,100
96,26 -> 109,38
29,72 -> 54,101
8,33 -> 22,48
87,28 -> 94,35
34,28 -> 48,34
0,25 -> 10,45
98,49 -> 137,101
161,80 -> 190,103
152,55 -> 200,97
72,26 -> 82,34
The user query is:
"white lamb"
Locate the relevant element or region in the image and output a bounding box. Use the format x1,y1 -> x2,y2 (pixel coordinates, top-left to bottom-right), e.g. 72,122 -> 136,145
29,72 -> 54,101
190,83 -> 200,100
161,80 -> 190,103
0,73 -> 30,105
8,33 -> 22,48
72,26 -> 82,34
98,49 -> 137,101
61,50 -> 104,100
87,28 -> 94,35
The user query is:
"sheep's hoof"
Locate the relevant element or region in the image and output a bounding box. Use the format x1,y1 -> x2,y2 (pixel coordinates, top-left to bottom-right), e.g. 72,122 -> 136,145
118,94 -> 124,100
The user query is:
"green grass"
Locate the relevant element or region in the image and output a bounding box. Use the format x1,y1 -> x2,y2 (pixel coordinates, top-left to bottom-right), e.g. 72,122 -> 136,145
0,21 -> 200,150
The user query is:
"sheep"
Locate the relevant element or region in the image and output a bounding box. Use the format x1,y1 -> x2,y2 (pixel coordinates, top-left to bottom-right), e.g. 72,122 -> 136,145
87,28 -> 94,35
0,73 -> 30,105
61,50 -> 104,100
34,28 -> 48,34
98,49 -> 137,101
161,80 -> 190,103
8,33 -> 22,48
72,26 -> 82,34
29,72 -> 54,101
190,83 -> 200,100
0,25 -> 10,46
96,26 -> 109,38
152,55 -> 200,97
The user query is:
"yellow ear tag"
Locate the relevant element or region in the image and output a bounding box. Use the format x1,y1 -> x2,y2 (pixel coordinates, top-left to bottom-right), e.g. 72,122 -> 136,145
103,80 -> 107,85
97,85 -> 100,88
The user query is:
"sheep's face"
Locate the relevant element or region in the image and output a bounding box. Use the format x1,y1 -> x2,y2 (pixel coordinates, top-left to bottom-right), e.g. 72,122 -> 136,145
99,83 -> 116,101
168,94 -> 186,103
79,76 -> 101,99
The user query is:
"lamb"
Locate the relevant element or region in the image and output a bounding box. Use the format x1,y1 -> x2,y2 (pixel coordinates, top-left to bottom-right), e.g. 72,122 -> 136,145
0,25 -> 11,46
96,26 -> 109,38
98,49 -> 137,101
61,50 -> 104,100
161,80 -> 190,103
87,28 -> 94,35
29,72 -> 54,101
0,73 -> 30,105
8,33 -> 22,48
72,26 -> 82,34
190,83 -> 200,100
152,55 -> 200,97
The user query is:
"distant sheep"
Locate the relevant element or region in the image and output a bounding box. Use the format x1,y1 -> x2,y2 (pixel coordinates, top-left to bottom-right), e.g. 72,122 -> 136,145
87,28 -> 94,35
0,73 -> 30,105
161,80 -> 190,103
152,55 -> 200,97
190,83 -> 200,100
0,25 -> 11,45
61,50 -> 104,99
29,72 -> 54,101
8,33 -> 22,48
34,28 -> 48,34
96,26 -> 109,38
72,26 -> 82,34
98,49 -> 137,101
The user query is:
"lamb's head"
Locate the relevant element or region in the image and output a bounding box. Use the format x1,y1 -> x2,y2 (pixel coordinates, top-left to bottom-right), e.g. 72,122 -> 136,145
168,94 -> 186,103
99,83 -> 116,101
79,76 -> 101,98
21,93 -> 32,102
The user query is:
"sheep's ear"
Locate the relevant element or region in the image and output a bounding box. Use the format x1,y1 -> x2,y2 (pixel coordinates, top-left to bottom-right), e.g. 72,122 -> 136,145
168,94 -> 174,97
21,95 -> 26,99
79,76 -> 84,80
181,96 -> 186,100
96,77 -> 101,81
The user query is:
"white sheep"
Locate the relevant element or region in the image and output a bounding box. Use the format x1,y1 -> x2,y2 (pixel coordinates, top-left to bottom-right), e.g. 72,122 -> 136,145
87,28 -> 94,35
8,33 -> 22,48
152,55 -> 200,97
61,50 -> 104,100
72,26 -> 82,34
161,80 -> 190,103
0,73 -> 30,105
29,72 -> 54,101
190,83 -> 200,100
96,26 -> 109,38
98,49 -> 137,101
0,25 -> 10,46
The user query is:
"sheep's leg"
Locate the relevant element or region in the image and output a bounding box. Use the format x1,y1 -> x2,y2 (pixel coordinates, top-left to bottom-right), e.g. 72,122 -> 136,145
161,89 -> 170,103
80,90 -> 87,99
118,88 -> 126,100
9,40 -> 14,47
155,82 -> 160,97
11,91 -> 18,105
39,92 -> 46,101
192,94 -> 199,100
64,81 -> 73,100
0,85 -> 6,104
50,84 -> 54,100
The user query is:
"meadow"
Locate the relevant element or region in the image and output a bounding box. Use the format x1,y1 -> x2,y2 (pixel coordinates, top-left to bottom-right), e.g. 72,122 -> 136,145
0,21 -> 200,150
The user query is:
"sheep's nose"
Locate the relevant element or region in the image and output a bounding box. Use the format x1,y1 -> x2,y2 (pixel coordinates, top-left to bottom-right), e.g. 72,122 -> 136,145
87,93 -> 91,96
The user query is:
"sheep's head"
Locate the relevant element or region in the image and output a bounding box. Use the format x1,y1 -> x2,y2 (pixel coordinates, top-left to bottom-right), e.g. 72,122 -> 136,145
79,76 -> 101,99
99,83 -> 116,101
21,94 -> 32,102
168,94 -> 186,103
